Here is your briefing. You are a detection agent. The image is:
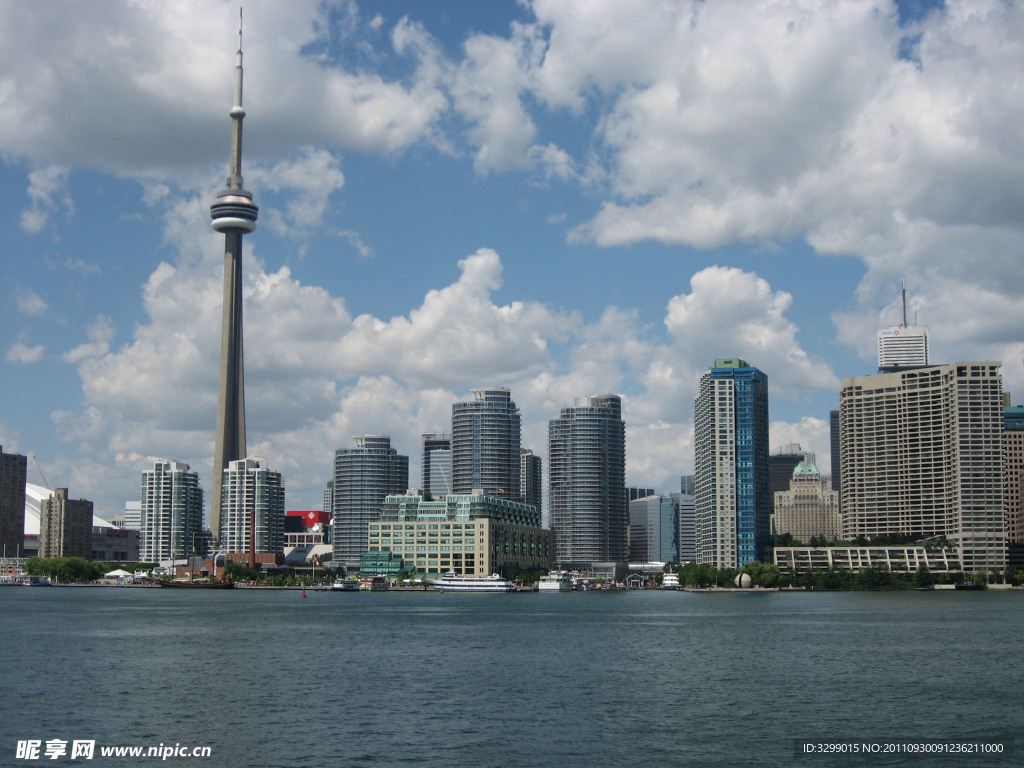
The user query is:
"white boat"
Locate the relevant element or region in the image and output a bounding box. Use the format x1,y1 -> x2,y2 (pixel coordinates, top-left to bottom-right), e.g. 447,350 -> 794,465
427,571 -> 516,592
661,572 -> 681,590
331,577 -> 360,591
537,570 -> 573,592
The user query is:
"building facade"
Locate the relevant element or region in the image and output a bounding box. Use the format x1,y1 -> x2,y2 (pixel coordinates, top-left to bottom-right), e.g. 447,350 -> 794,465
877,326 -> 930,371
520,449 -> 542,512
332,436 -> 409,572
677,493 -> 696,563
421,433 -> 452,498
774,545 -> 961,575
40,488 -> 93,559
840,362 -> 1005,572
694,359 -> 771,568
548,394 -> 627,567
1003,405 -> 1024,564
220,457 -> 285,556
771,458 -> 841,543
0,446 -> 27,559
451,388 -> 521,497
629,494 -> 678,563
371,491 -> 553,577
140,459 -> 204,562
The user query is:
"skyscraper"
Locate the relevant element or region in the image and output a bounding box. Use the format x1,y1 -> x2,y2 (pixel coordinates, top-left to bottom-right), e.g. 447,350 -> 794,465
520,448 -> 542,512
1003,404 -> 1024,567
332,436 -> 409,572
220,457 -> 285,560
694,359 -> 770,568
548,394 -> 627,567
421,433 -> 452,497
451,388 -> 521,497
840,362 -> 1006,572
39,488 -> 93,559
140,459 -> 204,562
629,495 -> 678,563
0,446 -> 27,559
877,281 -> 929,372
210,12 -> 258,546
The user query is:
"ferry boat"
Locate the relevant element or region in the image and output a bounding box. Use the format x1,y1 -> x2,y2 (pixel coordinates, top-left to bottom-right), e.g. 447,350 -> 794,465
661,572 -> 681,590
358,575 -> 389,591
537,570 -> 573,592
331,577 -> 360,592
427,571 -> 516,593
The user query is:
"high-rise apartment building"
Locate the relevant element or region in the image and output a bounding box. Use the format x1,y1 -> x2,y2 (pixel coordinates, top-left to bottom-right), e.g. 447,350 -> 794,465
840,362 -> 1006,572
771,458 -> 840,543
1002,404 -> 1024,560
220,457 -> 285,557
548,394 -> 627,567
520,448 -> 542,512
421,433 -> 452,497
694,359 -> 771,568
140,459 -> 204,562
451,388 -> 520,497
829,409 -> 841,505
0,446 -> 27,558
676,493 -> 696,563
332,436 -> 409,572
40,488 -> 93,559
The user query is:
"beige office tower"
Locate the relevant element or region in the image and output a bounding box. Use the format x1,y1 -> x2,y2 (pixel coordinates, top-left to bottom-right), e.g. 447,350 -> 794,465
840,362 -> 1006,572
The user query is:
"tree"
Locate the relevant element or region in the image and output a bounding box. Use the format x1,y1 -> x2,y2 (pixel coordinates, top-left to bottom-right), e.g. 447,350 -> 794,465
914,564 -> 933,588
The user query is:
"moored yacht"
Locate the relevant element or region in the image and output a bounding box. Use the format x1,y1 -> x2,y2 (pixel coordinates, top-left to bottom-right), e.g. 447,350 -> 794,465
661,572 -> 681,590
537,570 -> 573,591
427,571 -> 516,592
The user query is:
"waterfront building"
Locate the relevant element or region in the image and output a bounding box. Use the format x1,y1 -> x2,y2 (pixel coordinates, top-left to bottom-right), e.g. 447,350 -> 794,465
520,448 -> 542,512
840,362 -> 1006,572
771,457 -> 841,543
220,457 -> 285,557
548,394 -> 627,568
209,17 -> 259,546
694,359 -> 771,568
0,446 -> 27,559
40,488 -> 93,559
451,388 -> 521,497
332,435 -> 409,572
677,493 -> 696,563
371,491 -> 553,577
629,495 -> 678,563
421,433 -> 452,498
140,459 -> 204,562
774,545 -> 961,575
1004,404 -> 1024,567
91,526 -> 140,563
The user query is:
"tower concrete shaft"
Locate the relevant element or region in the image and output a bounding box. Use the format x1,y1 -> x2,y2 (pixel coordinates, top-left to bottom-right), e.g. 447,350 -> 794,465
210,11 -> 257,543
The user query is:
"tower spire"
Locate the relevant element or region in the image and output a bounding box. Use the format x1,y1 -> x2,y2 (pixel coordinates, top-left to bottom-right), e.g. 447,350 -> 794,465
210,8 -> 258,548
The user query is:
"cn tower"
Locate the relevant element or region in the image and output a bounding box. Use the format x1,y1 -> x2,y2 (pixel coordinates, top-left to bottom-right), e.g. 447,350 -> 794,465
209,9 -> 258,544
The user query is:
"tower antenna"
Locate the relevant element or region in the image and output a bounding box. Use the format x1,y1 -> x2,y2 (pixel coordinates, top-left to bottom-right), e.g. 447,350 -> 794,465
901,279 -> 908,328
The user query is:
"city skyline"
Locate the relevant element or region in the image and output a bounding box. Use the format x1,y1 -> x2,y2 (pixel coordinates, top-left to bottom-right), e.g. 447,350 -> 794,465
3,1 -> 1023,519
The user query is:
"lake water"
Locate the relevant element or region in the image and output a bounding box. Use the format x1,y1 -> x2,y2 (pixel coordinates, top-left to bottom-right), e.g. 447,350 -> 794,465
1,588 -> 1020,768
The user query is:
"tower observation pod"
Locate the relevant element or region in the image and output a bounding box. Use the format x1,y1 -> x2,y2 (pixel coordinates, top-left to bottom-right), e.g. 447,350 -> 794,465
210,9 -> 258,545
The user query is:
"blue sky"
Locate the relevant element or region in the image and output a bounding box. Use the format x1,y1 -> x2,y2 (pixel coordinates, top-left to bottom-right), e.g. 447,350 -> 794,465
2,0 -> 1022,521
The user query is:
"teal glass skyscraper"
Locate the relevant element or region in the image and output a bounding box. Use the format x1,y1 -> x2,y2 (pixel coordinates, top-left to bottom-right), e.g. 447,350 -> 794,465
694,359 -> 770,568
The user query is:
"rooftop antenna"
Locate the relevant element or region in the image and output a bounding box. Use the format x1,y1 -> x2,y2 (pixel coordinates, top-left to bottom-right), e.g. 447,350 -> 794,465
901,279 -> 908,328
